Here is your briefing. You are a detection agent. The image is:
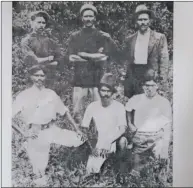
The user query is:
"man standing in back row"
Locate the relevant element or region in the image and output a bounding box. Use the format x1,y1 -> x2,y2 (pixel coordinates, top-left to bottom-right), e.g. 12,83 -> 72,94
67,3 -> 119,121
21,11 -> 63,89
123,4 -> 169,98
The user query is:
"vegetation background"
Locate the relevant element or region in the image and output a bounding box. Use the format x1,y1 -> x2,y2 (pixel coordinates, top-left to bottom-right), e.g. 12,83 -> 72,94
12,1 -> 173,187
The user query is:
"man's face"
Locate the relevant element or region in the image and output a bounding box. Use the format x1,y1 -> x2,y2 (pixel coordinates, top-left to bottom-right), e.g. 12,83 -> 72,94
136,13 -> 150,33
143,80 -> 158,98
99,86 -> 113,105
82,10 -> 96,28
31,70 -> 46,88
31,16 -> 46,33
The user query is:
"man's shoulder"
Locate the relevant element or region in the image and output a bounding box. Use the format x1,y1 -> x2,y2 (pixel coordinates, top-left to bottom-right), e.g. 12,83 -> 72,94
98,30 -> 111,38
130,93 -> 144,101
152,30 -> 166,39
112,100 -> 125,108
156,94 -> 170,104
69,30 -> 82,38
126,32 -> 137,40
88,100 -> 100,108
21,33 -> 32,44
44,88 -> 59,97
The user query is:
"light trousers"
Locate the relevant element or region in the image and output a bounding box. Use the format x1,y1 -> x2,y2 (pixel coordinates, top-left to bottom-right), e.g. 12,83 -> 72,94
24,125 -> 84,175
73,87 -> 100,115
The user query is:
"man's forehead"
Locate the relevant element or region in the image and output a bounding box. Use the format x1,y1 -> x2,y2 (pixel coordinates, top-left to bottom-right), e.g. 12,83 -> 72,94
138,13 -> 150,19
33,70 -> 45,75
82,9 -> 95,16
101,86 -> 111,91
33,16 -> 46,22
144,80 -> 157,85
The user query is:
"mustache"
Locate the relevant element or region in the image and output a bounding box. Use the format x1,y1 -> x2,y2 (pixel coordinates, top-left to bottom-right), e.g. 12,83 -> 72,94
101,95 -> 110,98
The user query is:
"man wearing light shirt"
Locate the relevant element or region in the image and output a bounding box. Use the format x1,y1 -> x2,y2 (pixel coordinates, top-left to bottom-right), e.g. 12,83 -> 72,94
12,65 -> 85,186
123,5 -> 169,98
125,69 -> 172,181
81,73 -> 128,180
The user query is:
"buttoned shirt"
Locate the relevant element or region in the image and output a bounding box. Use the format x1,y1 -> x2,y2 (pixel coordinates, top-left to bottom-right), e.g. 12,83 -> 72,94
134,28 -> 150,65
12,85 -> 68,125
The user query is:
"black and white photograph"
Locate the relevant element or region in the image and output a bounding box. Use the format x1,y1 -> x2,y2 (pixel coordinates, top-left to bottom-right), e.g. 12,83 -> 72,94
10,1 -> 173,187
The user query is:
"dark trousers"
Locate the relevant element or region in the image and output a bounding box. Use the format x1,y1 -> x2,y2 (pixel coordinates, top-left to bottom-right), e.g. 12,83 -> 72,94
124,65 -> 149,98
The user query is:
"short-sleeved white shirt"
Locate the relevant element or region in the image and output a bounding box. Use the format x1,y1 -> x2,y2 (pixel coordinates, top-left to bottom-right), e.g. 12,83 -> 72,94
12,85 -> 69,125
82,100 -> 127,150
125,94 -> 172,131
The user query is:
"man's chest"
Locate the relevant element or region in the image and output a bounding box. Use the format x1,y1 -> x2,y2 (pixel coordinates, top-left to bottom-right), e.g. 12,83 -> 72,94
91,108 -> 119,131
75,34 -> 106,53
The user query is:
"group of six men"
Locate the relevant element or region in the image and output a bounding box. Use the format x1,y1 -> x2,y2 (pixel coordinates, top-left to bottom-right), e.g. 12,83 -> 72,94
12,3 -> 172,186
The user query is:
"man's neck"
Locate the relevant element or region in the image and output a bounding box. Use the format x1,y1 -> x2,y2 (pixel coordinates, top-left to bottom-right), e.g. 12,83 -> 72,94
101,99 -> 113,107
138,27 -> 150,35
83,25 -> 96,29
145,92 -> 158,99
33,84 -> 45,91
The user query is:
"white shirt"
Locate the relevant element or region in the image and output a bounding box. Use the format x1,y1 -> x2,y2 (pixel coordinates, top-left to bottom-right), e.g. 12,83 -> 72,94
125,93 -> 172,132
82,100 -> 127,150
134,28 -> 150,64
12,85 -> 69,125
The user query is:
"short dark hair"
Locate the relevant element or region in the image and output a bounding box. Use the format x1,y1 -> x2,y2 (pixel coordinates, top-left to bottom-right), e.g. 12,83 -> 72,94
28,65 -> 47,75
142,69 -> 158,84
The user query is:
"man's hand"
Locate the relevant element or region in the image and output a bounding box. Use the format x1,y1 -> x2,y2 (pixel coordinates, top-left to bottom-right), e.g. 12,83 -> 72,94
92,148 -> 99,157
78,52 -> 108,62
48,55 -> 54,61
100,31 -> 111,39
76,130 -> 88,142
128,123 -> 138,133
48,61 -> 58,66
24,132 -> 38,140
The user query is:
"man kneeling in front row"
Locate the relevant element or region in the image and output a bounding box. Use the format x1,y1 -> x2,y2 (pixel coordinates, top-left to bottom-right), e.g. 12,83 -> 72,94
12,65 -> 85,186
125,69 -> 172,182
80,73 -> 128,181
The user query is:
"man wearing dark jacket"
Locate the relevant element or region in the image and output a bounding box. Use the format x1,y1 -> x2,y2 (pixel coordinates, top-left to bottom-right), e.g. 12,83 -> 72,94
123,5 -> 169,98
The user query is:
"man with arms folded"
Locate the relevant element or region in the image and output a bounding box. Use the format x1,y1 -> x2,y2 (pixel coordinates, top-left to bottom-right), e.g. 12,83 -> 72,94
67,3 -> 119,122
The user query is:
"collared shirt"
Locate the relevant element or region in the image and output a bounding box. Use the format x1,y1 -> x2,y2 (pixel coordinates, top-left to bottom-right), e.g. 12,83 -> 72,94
81,100 -> 127,150
125,93 -> 172,131
12,85 -> 68,125
134,28 -> 150,65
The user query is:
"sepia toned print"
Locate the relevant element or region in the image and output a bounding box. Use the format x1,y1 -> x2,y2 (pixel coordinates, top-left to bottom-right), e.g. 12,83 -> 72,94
12,1 -> 173,187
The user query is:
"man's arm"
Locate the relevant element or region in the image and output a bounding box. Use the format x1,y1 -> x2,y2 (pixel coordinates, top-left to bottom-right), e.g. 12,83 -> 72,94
158,34 -> 169,81
21,36 -> 54,65
126,111 -> 138,132
78,52 -> 108,62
